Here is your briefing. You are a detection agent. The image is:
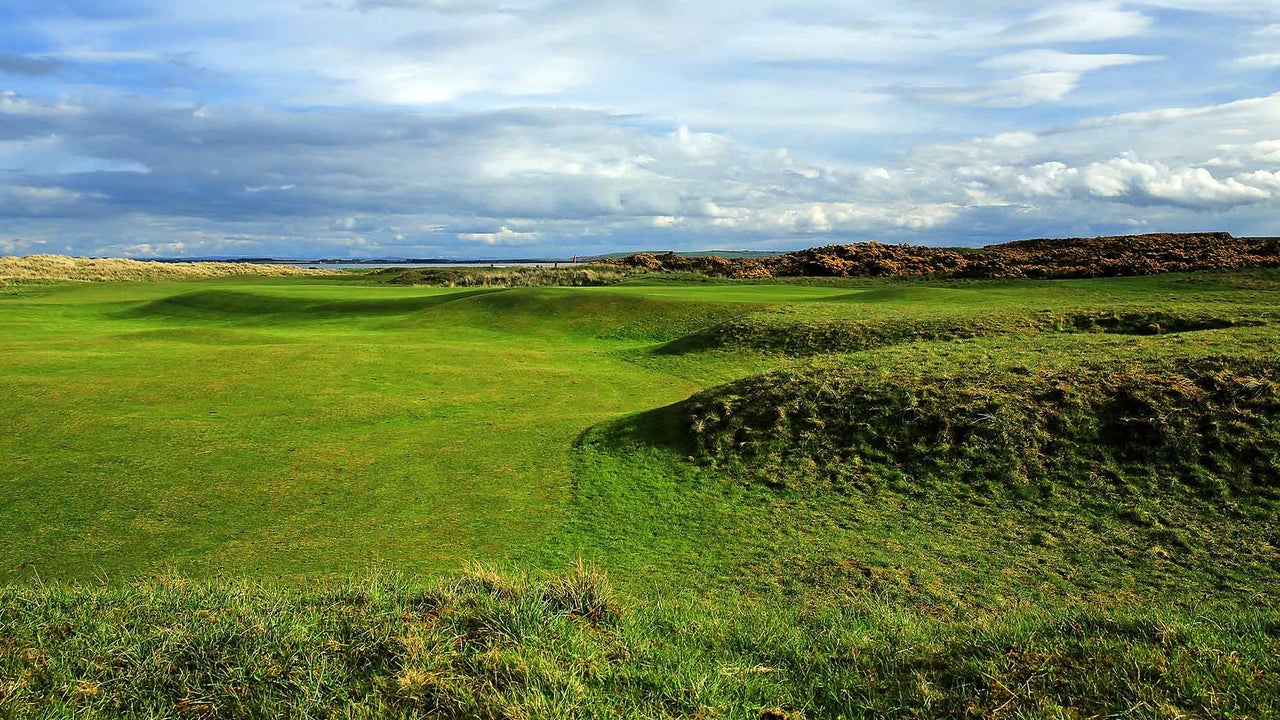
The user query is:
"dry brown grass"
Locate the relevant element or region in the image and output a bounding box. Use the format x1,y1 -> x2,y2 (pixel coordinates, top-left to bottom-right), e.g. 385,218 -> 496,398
0,255 -> 337,284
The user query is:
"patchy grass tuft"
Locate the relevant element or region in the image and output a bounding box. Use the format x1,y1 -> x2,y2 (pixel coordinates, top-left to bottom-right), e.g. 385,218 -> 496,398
2,567 -> 1278,719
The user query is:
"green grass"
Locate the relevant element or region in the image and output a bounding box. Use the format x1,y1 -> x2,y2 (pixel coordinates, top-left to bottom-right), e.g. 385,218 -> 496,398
3,269 -> 1279,716
3,567 -> 1277,718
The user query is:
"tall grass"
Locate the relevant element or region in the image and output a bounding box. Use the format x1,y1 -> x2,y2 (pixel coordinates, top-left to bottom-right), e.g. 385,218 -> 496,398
2,566 -> 1276,718
0,255 -> 334,284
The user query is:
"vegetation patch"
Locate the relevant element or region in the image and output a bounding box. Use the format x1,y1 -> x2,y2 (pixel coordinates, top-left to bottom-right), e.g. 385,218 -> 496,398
3,567 -> 1277,719
656,309 -> 1269,356
606,232 -> 1280,280
683,355 -> 1280,498
0,255 -> 333,283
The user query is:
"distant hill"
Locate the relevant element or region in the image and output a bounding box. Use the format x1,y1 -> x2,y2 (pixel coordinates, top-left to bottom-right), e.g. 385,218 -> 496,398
600,232 -> 1280,280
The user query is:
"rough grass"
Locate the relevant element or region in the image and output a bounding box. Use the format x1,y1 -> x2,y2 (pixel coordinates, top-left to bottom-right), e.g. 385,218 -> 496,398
0,255 -> 334,284
683,354 -> 1280,497
655,308 -> 1271,356
3,566 -> 1277,719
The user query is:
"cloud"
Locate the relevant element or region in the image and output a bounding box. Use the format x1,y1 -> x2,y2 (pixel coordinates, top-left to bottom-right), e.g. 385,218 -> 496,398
3,85 -> 1279,256
0,52 -> 63,77
899,51 -> 1159,109
1239,53 -> 1280,70
457,226 -> 541,245
1080,159 -> 1270,207
349,0 -> 518,14
2,1 -> 1278,255
901,72 -> 1084,108
997,3 -> 1152,44
983,50 -> 1160,73
0,237 -> 48,255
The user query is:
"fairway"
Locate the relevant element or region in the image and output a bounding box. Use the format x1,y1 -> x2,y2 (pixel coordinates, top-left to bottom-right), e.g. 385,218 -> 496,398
0,278 -> 738,579
3,271 -> 1278,595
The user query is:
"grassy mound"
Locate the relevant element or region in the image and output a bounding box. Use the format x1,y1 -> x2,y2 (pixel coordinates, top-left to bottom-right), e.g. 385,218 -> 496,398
403,287 -> 757,343
683,355 -> 1280,498
369,265 -> 632,287
0,255 -> 333,284
3,566 -> 1277,719
657,309 -> 1268,356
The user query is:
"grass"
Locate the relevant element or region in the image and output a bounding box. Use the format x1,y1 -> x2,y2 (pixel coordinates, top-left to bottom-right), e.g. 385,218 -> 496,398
4,567 -> 1277,719
369,264 -> 634,287
2,267 -> 1279,716
0,255 -> 334,284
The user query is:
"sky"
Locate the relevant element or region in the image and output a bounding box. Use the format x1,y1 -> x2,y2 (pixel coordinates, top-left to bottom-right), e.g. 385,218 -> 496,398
1,1 -> 1278,258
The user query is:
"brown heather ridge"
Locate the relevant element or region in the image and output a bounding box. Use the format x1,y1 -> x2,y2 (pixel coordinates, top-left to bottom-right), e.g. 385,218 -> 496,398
603,232 -> 1280,279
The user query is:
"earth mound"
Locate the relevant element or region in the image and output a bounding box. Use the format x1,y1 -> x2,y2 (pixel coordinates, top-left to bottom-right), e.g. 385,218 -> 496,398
655,309 -> 1264,356
682,356 -> 1280,496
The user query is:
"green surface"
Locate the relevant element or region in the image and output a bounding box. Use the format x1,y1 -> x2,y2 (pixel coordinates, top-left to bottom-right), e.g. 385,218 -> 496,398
5,568 -> 1277,718
2,271 -> 1278,600
0,277 -> 753,581
4,270 -> 1280,717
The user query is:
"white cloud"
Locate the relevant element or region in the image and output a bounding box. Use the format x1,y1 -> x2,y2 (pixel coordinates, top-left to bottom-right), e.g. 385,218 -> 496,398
457,226 -> 541,245
902,51 -> 1158,109
998,3 -> 1152,44
45,48 -> 164,63
0,91 -> 81,118
0,237 -> 47,255
1239,53 -> 1280,70
983,50 -> 1160,73
1081,159 -> 1270,206
905,71 -> 1083,108
1239,170 -> 1280,192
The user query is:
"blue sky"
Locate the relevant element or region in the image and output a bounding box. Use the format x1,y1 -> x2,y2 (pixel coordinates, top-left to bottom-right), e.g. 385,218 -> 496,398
1,1 -> 1278,258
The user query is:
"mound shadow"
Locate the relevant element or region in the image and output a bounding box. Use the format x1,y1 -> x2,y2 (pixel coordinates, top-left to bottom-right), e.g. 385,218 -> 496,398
574,399 -> 694,456
117,288 -> 504,323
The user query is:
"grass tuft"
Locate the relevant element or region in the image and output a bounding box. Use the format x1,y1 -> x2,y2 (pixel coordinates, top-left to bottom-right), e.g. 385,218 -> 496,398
2,567 -> 1278,718
539,558 -> 619,625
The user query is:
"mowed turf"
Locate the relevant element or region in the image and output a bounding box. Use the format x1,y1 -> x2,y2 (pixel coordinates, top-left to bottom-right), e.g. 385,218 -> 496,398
0,279 -> 719,579
2,271 -> 1278,589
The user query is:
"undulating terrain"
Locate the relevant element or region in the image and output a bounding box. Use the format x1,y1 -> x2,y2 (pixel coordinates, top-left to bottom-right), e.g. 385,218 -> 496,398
1,257 -> 1277,717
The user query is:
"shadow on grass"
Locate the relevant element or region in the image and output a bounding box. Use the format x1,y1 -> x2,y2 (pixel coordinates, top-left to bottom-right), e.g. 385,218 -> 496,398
573,399 -> 692,457
116,287 -> 506,323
